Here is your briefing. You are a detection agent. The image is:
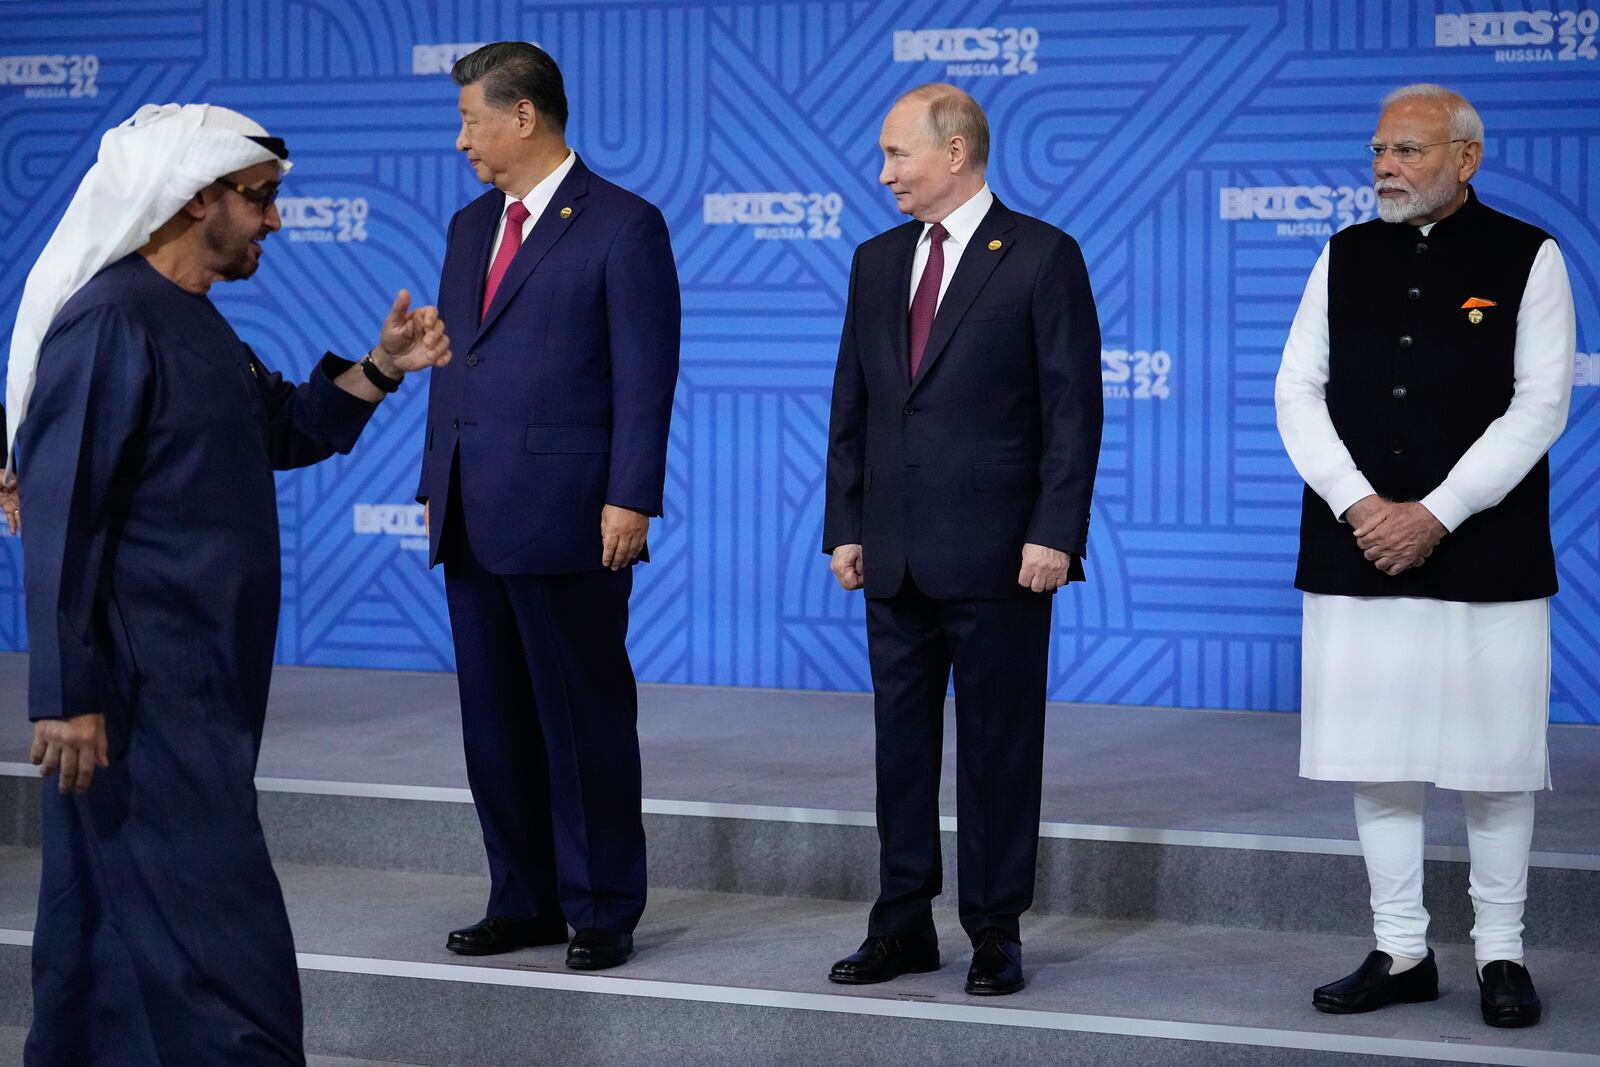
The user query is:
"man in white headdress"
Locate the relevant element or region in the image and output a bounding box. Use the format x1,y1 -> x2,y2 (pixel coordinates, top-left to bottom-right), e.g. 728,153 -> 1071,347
7,103 -> 451,1065
1276,84 -> 1574,1030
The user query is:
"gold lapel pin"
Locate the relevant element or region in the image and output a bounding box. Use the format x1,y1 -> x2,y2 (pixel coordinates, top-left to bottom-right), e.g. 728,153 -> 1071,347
559,206 -> 573,219
987,239 -> 1002,251
1468,309 -> 1484,324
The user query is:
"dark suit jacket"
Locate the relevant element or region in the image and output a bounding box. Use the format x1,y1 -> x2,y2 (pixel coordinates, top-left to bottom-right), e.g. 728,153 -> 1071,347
417,155 -> 681,573
823,197 -> 1103,600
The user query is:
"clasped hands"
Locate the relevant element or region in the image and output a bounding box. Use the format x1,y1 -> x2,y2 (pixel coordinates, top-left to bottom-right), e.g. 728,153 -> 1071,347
1343,494 -> 1446,577
830,542 -> 1071,593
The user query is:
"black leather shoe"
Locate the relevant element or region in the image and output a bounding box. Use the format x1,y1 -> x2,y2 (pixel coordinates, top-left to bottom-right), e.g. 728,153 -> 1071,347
566,928 -> 633,970
446,916 -> 568,956
964,929 -> 1024,996
1478,960 -> 1541,1028
828,935 -> 940,984
1313,949 -> 1438,1013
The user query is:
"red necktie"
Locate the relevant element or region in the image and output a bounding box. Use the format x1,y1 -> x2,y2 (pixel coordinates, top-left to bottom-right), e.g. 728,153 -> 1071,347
482,200 -> 532,320
907,221 -> 948,379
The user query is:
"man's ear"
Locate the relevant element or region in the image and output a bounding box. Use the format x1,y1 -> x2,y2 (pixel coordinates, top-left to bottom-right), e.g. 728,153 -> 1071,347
947,135 -> 968,174
180,189 -> 210,222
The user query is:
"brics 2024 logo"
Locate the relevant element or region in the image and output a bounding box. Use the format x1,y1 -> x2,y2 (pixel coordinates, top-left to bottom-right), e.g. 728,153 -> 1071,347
1577,352 -> 1600,387
702,193 -> 843,240
0,54 -> 98,98
1219,185 -> 1377,237
1435,10 -> 1599,61
278,197 -> 370,243
352,504 -> 427,552
412,42 -> 488,74
1102,349 -> 1174,400
892,27 -> 1040,76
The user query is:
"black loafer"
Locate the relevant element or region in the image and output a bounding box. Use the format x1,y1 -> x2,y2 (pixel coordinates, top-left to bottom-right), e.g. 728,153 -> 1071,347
1478,960 -> 1541,1028
1313,949 -> 1438,1014
566,928 -> 634,970
965,929 -> 1023,996
828,935 -> 940,984
446,916 -> 568,956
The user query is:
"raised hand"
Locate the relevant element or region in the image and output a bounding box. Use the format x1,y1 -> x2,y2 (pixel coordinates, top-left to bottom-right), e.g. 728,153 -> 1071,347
375,289 -> 453,375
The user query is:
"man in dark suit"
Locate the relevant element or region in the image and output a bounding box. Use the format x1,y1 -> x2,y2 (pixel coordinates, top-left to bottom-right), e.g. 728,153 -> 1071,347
417,42 -> 680,971
824,84 -> 1102,996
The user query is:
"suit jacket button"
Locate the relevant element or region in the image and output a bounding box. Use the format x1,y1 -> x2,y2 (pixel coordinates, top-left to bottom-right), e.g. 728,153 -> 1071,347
1391,386 -> 1407,399
1415,241 -> 1428,254
466,354 -> 480,367
1407,287 -> 1421,300
1399,335 -> 1413,348
452,417 -> 461,430
903,406 -> 916,416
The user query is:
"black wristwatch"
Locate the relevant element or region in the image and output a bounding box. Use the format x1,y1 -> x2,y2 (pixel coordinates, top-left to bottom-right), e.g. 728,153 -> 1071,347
360,352 -> 402,394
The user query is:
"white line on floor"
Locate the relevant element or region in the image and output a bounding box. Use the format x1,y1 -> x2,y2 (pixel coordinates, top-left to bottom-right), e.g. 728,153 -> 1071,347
3,764 -> 1596,871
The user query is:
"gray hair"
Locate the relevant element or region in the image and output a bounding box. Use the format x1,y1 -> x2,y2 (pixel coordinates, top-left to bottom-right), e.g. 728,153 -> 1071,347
896,83 -> 990,169
1381,83 -> 1484,143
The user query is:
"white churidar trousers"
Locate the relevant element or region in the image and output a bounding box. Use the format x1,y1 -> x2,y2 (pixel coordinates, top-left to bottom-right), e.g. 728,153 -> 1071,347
1354,781 -> 1535,962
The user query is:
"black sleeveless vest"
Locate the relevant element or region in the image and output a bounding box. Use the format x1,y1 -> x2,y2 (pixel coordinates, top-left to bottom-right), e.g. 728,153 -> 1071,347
1294,188 -> 1558,602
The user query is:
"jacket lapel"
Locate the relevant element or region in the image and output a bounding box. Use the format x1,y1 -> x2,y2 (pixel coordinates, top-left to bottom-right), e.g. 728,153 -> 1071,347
474,154 -> 592,345
459,195 -> 501,325
909,199 -> 1016,393
881,222 -> 919,392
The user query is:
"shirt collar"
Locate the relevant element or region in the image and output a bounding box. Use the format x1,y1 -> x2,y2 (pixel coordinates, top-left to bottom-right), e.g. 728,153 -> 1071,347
503,149 -> 576,217
921,183 -> 993,246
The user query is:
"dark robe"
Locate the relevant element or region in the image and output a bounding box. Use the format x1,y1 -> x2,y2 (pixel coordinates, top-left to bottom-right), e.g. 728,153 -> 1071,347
17,254 -> 376,1066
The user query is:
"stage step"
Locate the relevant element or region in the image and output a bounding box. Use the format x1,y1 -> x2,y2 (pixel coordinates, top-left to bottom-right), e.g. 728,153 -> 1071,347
0,850 -> 1594,1066
4,769 -> 1596,950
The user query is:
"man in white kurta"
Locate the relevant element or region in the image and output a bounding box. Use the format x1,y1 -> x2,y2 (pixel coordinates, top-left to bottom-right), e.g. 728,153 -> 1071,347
1276,84 -> 1575,1029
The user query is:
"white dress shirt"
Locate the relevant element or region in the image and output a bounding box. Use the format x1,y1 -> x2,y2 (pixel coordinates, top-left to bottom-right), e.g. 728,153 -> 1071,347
486,149 -> 577,278
908,183 -> 995,311
1274,230 -> 1575,531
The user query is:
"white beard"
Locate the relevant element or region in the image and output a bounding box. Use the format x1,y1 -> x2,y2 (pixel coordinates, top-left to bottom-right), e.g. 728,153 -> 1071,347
1375,172 -> 1460,224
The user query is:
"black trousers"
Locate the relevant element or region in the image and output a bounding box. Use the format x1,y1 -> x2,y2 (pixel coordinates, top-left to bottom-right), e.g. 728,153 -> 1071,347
441,484 -> 646,933
865,570 -> 1053,944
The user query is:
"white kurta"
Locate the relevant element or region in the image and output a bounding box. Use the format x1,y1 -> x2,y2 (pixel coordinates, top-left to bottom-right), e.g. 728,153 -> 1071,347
1275,227 -> 1576,792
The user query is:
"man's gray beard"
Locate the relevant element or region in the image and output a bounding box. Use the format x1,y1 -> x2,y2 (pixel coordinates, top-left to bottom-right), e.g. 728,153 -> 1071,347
1375,174 -> 1459,224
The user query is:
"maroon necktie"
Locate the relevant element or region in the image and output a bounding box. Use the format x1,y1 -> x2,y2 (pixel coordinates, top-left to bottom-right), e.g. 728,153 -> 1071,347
907,222 -> 948,379
482,200 -> 531,320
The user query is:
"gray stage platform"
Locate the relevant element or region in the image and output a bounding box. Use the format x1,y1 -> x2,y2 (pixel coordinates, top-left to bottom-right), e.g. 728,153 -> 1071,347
0,653 -> 1596,1065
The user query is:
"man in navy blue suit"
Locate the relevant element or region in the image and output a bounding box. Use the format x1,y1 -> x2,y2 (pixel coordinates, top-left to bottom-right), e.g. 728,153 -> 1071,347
824,84 -> 1103,996
417,42 -> 680,971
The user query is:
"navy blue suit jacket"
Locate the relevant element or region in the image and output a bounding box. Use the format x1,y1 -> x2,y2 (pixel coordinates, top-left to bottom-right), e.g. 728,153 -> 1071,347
823,198 -> 1103,600
418,155 -> 680,573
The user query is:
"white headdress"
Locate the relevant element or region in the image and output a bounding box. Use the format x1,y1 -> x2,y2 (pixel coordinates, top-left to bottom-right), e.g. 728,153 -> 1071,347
4,103 -> 291,469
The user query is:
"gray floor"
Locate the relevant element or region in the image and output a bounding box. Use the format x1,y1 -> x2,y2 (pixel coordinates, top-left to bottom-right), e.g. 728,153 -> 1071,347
0,846 -> 1594,1056
3,653 -> 1596,852
0,1026 -> 427,1066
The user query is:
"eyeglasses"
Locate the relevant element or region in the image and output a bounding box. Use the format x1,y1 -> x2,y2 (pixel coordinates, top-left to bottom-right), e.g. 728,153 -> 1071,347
1363,139 -> 1467,165
213,178 -> 280,210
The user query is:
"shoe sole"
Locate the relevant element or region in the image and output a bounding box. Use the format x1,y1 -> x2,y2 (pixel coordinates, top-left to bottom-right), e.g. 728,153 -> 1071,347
1313,988 -> 1439,1014
1482,1009 -> 1541,1028
828,961 -> 941,985
566,954 -> 631,971
446,937 -> 568,956
965,980 -> 1024,996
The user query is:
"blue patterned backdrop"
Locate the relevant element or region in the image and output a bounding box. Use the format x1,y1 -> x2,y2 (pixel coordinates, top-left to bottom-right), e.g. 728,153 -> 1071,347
1,1 -> 1596,722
